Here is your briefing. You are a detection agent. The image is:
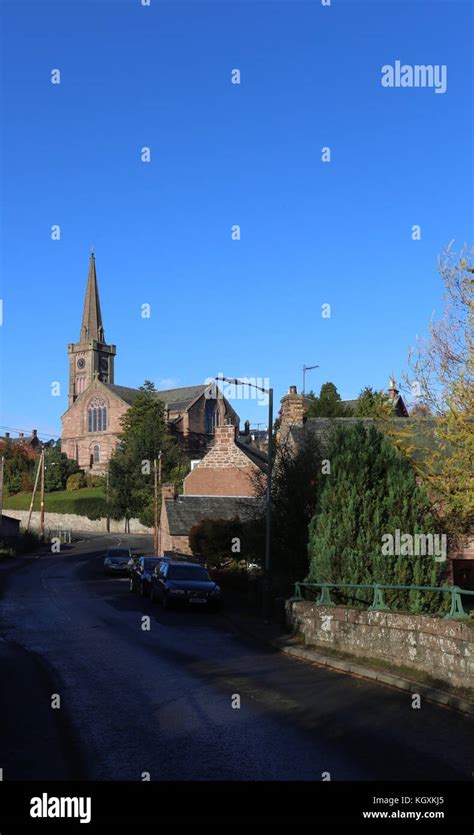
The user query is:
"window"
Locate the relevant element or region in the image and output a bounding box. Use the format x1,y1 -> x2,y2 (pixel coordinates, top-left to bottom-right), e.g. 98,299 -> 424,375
205,398 -> 219,433
87,398 -> 107,433
93,445 -> 100,463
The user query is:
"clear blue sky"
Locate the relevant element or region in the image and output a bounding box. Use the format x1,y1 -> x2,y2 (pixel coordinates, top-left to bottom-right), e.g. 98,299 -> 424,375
0,0 -> 472,439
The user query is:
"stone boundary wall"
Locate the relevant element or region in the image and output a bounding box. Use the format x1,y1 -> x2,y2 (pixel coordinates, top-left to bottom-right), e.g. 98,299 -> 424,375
286,599 -> 473,689
4,510 -> 153,536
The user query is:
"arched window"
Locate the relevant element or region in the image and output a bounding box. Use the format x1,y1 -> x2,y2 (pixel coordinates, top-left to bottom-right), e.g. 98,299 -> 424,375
93,445 -> 100,463
205,398 -> 219,433
87,398 -> 107,433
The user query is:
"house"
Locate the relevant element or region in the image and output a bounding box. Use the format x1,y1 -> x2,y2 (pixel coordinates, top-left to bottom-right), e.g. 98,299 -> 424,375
159,424 -> 267,554
1,430 -> 43,452
61,252 -> 239,473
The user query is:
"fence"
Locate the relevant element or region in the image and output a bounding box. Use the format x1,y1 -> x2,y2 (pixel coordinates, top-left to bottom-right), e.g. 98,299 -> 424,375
48,528 -> 72,544
293,581 -> 474,621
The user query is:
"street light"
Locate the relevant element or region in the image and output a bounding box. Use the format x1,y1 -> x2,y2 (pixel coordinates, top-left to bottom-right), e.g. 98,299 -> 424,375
215,376 -> 273,621
302,364 -> 319,396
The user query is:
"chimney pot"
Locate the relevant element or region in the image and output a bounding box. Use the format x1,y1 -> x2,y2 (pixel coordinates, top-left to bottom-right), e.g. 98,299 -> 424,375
19,432 -> 24,438
32,429 -> 37,436
5,432 -> 9,439
289,385 -> 297,394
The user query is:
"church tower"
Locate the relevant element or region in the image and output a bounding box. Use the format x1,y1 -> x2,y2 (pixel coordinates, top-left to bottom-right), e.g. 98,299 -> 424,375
67,252 -> 116,406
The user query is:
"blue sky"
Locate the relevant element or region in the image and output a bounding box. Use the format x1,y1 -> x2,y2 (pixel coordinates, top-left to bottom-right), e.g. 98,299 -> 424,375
0,0 -> 472,439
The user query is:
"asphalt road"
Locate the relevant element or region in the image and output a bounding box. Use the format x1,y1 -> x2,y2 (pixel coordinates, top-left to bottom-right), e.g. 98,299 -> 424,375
0,534 -> 472,781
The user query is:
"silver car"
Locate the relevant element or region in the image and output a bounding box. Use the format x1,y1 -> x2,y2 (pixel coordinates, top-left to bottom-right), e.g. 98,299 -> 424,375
104,547 -> 132,575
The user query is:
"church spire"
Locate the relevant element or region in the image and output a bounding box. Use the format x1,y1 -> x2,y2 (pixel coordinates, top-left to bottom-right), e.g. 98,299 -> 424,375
80,251 -> 105,343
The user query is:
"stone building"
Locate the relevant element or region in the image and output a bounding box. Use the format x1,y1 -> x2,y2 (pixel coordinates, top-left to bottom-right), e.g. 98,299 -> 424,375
159,423 -> 267,553
61,253 -> 239,473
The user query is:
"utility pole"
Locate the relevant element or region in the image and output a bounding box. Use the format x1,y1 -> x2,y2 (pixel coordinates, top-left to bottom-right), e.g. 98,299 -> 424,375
158,451 -> 162,555
40,447 -> 45,540
263,387 -> 273,622
27,450 -> 43,532
0,455 -> 4,527
106,463 -> 110,533
153,451 -> 162,556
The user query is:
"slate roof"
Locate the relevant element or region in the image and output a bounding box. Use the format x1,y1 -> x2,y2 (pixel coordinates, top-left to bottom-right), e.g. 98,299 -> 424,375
102,383 -> 209,410
165,495 -> 261,536
293,416 -> 440,464
235,436 -> 268,472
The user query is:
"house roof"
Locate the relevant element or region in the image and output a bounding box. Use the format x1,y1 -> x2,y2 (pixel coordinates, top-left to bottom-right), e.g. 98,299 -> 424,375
165,495 -> 261,536
235,436 -> 268,472
291,416 -> 440,465
102,383 -> 209,411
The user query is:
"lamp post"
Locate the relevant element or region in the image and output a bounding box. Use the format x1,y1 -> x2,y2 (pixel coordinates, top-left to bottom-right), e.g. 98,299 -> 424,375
302,364 -> 319,396
215,376 -> 273,621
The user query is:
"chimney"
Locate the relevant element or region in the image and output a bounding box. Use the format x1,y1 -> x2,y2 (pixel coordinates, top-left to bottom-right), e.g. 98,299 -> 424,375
214,424 -> 236,447
4,432 -> 9,439
19,432 -> 24,438
161,483 -> 176,501
279,385 -> 306,430
32,429 -> 37,437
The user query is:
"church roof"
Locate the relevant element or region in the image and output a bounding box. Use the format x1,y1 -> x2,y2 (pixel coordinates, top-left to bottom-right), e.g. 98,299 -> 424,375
80,252 -> 105,343
102,383 -> 209,411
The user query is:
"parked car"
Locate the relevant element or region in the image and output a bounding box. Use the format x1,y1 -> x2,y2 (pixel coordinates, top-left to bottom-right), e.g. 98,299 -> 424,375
149,560 -> 222,610
129,556 -> 165,596
104,547 -> 132,575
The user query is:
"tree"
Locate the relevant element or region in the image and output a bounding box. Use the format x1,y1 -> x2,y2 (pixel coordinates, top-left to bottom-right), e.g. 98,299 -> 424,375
388,243 -> 473,537
354,386 -> 391,418
189,517 -> 243,567
107,384 -> 188,528
305,382 -> 353,418
0,441 -> 37,495
44,443 -> 79,492
306,423 -> 446,613
248,431 -> 324,594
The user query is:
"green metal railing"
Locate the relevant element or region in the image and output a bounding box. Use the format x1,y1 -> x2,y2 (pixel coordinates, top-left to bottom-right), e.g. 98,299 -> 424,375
293,581 -> 474,621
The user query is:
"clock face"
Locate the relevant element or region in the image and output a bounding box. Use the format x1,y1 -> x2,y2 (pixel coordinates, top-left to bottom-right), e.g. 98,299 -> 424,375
77,358 -> 86,369
100,358 -> 108,372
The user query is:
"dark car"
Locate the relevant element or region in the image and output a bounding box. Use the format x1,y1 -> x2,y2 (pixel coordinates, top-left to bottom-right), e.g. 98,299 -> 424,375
129,556 -> 164,596
104,547 -> 132,575
149,561 -> 222,610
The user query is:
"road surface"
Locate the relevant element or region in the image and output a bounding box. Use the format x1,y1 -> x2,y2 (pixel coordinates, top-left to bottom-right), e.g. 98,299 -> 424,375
0,535 -> 472,781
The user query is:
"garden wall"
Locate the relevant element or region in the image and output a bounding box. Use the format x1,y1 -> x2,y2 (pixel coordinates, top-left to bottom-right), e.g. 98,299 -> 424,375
4,510 -> 153,536
286,599 -> 473,689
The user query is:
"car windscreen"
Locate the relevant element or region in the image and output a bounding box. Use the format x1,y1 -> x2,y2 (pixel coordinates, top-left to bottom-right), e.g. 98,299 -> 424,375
111,557 -> 129,562
167,566 -> 210,581
108,550 -> 130,557
143,559 -> 159,570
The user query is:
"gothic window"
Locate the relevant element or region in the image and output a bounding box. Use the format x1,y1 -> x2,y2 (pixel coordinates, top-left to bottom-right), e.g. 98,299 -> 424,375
87,397 -> 107,433
205,398 -> 219,433
93,445 -> 100,464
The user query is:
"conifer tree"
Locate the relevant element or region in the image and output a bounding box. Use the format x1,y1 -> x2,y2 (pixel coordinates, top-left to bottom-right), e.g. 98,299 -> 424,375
306,423 -> 446,613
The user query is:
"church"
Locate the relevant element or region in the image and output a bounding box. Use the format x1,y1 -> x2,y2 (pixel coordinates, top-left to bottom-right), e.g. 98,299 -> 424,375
61,253 -> 240,473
